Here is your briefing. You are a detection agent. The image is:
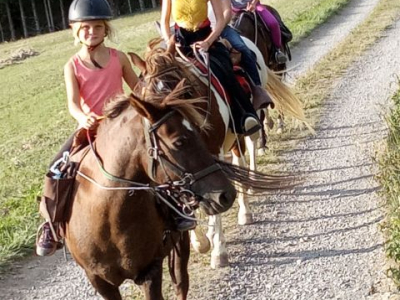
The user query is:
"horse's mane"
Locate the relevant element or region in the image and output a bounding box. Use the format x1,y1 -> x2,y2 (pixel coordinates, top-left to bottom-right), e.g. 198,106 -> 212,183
139,40 -> 211,130
104,82 -> 210,130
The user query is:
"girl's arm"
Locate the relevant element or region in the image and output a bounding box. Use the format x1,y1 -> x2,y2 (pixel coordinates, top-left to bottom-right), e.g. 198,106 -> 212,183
160,0 -> 172,43
221,0 -> 233,26
64,60 -> 97,129
196,0 -> 225,51
118,51 -> 139,91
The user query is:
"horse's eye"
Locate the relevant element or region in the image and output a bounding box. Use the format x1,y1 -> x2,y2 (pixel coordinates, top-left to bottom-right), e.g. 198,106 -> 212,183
173,137 -> 187,148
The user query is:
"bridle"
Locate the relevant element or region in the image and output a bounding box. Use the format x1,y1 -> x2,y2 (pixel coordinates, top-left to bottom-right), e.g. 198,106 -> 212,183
78,109 -> 222,218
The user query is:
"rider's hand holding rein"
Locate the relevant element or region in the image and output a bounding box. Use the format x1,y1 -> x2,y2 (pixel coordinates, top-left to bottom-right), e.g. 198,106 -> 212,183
77,113 -> 100,130
193,40 -> 211,52
246,0 -> 258,12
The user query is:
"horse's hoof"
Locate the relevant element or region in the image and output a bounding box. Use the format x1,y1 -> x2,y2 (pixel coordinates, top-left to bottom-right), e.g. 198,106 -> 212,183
265,118 -> 274,129
247,187 -> 255,195
211,252 -> 229,269
190,231 -> 211,253
257,148 -> 266,156
238,213 -> 254,225
191,237 -> 211,254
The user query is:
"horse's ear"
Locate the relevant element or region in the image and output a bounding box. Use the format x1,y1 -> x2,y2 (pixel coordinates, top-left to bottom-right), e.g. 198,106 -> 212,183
166,36 -> 176,55
128,52 -> 147,74
130,94 -> 161,123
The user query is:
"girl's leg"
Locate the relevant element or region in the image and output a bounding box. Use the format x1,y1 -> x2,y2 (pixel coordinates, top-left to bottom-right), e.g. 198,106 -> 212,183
255,3 -> 282,48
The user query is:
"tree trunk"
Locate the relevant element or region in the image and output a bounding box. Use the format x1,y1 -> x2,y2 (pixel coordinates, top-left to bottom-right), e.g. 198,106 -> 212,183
31,0 -> 41,34
19,0 -> 28,38
0,21 -> 4,43
138,0 -> 145,11
43,0 -> 52,32
151,0 -> 157,8
59,0 -> 67,29
5,1 -> 16,41
115,0 -> 120,15
47,0 -> 55,31
127,0 -> 132,14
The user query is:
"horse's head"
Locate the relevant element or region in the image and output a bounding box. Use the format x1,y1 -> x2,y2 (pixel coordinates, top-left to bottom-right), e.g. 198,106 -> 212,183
129,91 -> 235,215
100,81 -> 235,215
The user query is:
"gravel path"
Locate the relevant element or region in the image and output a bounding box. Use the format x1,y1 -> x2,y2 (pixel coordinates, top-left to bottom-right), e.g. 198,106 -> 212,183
1,0 -> 399,299
208,18 -> 400,300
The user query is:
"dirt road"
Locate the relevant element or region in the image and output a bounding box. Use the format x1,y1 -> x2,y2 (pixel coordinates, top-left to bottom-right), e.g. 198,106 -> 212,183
1,0 -> 399,299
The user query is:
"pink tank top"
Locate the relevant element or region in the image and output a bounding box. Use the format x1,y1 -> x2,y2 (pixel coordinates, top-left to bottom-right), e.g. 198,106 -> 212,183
72,48 -> 124,116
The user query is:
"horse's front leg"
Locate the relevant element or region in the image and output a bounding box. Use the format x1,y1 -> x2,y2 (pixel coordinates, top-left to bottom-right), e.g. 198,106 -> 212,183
170,233 -> 190,300
85,272 -> 123,300
140,259 -> 164,300
232,152 -> 253,225
207,214 -> 228,269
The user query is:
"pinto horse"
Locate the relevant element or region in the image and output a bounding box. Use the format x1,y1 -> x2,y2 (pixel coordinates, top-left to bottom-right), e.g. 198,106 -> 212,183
65,88 -> 237,300
129,39 -> 304,269
232,7 -> 292,136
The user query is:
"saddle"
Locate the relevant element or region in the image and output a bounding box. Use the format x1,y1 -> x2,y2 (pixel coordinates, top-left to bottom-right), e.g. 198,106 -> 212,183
177,40 -> 272,111
38,129 -> 92,236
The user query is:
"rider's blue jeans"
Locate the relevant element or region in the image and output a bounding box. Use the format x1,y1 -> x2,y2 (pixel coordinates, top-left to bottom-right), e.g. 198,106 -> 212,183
221,26 -> 262,86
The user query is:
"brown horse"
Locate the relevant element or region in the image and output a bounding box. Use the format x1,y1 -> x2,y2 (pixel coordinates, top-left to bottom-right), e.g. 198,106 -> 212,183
129,39 -> 303,268
65,88 -> 237,300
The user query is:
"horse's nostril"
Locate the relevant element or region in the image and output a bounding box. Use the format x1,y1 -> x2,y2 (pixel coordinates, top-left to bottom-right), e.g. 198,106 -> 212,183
219,189 -> 236,208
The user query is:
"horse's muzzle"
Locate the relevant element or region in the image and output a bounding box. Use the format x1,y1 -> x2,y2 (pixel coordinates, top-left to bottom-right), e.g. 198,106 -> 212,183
199,188 -> 236,215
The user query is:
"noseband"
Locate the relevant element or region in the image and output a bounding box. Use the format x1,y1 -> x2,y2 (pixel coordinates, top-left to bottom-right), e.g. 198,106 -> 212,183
82,110 -> 222,218
143,110 -> 221,188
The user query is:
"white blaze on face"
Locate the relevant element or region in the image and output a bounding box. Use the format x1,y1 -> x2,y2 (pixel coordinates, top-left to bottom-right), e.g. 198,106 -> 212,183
182,119 -> 193,131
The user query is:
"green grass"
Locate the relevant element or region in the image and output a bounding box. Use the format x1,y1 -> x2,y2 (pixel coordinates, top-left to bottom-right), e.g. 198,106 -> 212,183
378,86 -> 400,285
0,0 -> 380,274
265,0 -> 351,44
0,9 -> 161,269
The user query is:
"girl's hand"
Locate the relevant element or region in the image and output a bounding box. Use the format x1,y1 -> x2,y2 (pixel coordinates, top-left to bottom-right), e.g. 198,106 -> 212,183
78,113 -> 100,130
246,1 -> 257,12
193,40 -> 210,52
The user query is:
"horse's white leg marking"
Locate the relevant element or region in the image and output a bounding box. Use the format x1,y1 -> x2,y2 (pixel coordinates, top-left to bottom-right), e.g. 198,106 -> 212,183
245,135 -> 257,196
207,214 -> 229,269
232,152 -> 253,226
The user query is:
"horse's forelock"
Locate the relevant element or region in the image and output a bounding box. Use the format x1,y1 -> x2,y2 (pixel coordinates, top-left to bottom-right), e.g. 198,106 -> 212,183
140,45 -> 211,130
103,94 -> 134,119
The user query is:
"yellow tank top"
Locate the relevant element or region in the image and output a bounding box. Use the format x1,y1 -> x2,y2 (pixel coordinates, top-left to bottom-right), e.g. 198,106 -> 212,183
172,0 -> 209,31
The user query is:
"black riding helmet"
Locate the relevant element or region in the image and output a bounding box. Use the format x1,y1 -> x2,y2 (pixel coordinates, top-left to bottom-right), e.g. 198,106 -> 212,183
68,0 -> 112,23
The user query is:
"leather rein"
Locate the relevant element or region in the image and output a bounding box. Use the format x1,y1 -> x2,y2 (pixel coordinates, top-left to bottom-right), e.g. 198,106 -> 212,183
78,110 -> 222,218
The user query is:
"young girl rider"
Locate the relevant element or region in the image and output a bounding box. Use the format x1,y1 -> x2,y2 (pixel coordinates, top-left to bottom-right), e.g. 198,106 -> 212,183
231,0 -> 288,64
208,0 -> 272,107
161,0 -> 262,137
36,0 -> 139,257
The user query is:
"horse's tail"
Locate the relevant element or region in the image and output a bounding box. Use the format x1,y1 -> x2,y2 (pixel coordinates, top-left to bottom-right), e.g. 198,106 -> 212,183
265,68 -> 314,133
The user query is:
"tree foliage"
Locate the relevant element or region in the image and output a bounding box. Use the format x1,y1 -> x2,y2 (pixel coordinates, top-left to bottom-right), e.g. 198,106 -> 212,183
0,0 -> 160,42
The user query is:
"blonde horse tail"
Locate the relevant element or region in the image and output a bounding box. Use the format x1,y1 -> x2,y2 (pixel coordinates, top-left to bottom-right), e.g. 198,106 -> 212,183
265,68 -> 314,134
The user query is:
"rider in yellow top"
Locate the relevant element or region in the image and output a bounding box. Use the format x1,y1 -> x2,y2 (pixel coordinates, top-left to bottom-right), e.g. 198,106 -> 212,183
161,0 -> 262,137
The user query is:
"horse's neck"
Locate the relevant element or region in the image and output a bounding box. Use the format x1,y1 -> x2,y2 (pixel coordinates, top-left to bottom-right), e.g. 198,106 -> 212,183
92,113 -> 147,183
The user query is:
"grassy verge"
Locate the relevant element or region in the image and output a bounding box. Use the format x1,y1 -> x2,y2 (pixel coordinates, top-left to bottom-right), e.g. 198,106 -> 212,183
266,0 -> 400,155
267,0 -> 352,44
0,0 -> 379,272
378,86 -> 400,285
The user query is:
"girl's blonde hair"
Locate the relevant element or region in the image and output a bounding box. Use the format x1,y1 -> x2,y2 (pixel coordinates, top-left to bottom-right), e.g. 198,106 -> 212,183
71,20 -> 117,46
